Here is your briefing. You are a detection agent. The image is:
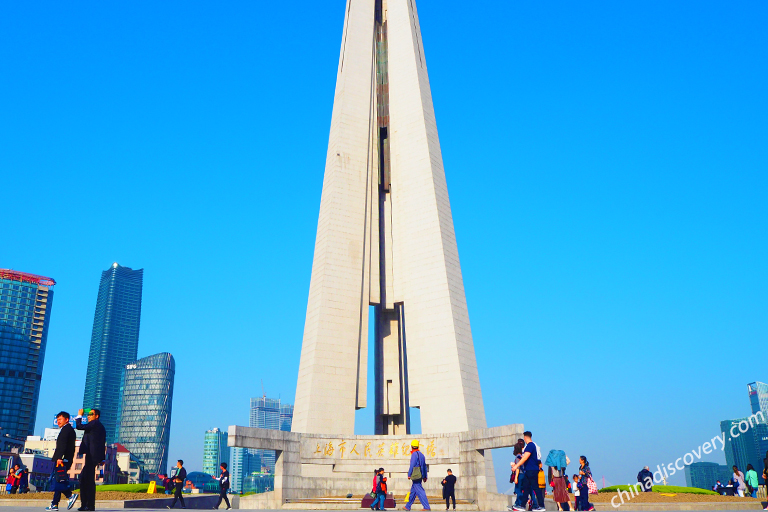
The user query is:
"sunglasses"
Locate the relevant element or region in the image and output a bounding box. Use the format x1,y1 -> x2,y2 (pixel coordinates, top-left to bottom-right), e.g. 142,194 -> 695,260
87,412 -> 96,416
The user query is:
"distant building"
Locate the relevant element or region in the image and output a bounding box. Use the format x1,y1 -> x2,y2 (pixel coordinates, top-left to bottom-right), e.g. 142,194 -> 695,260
116,352 -> 175,476
718,382 -> 768,485
0,269 -> 56,440
243,472 -> 274,494
19,452 -> 55,491
114,443 -> 146,484
203,428 -> 229,477
23,436 -> 122,485
685,462 -> 732,490
748,382 -> 768,415
184,471 -> 218,493
249,397 -> 292,474
83,263 -> 144,443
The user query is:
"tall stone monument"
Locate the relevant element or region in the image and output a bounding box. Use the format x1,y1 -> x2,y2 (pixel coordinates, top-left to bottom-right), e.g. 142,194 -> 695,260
293,0 -> 485,439
231,1 -> 522,509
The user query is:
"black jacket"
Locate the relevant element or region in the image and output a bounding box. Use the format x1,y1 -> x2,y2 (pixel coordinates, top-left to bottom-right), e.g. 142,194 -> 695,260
218,470 -> 230,490
442,474 -> 456,497
76,417 -> 106,463
52,424 -> 76,468
174,467 -> 187,487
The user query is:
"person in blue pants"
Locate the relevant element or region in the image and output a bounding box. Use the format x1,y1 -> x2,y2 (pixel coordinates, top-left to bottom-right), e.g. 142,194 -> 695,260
405,440 -> 431,511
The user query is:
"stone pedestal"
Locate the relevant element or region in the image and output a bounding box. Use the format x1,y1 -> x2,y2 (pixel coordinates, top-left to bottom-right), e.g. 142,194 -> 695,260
229,424 -> 522,511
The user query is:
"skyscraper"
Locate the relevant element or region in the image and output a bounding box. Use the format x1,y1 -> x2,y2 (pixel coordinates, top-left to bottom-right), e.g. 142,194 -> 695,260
116,352 -> 175,476
203,428 -> 229,477
248,397 -> 292,474
229,447 -> 256,494
83,263 -> 144,443
748,382 -> 768,415
0,269 -> 55,440
684,462 -> 732,490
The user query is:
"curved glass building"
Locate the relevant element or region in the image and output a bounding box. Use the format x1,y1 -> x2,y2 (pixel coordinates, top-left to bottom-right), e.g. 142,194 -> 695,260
83,263 -> 144,443
0,269 -> 55,440
116,352 -> 175,477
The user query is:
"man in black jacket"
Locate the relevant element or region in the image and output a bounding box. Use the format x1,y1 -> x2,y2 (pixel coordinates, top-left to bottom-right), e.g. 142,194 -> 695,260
47,411 -> 79,511
214,462 -> 231,510
441,469 -> 457,510
167,460 -> 187,509
76,409 -> 106,512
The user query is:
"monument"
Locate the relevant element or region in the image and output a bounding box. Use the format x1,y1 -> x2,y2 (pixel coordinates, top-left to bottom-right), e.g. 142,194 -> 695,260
230,0 -> 522,509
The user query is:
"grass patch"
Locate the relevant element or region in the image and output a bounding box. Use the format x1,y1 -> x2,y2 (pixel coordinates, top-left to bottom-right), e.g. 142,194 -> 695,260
95,483 -> 165,493
599,485 -> 717,495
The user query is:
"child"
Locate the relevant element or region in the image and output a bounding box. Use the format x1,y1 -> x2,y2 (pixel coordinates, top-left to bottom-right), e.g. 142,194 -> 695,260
572,475 -> 580,511
536,462 -> 546,511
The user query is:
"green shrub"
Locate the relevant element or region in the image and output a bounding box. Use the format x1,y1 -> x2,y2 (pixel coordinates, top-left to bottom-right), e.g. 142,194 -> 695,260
95,483 -> 165,493
598,484 -> 717,495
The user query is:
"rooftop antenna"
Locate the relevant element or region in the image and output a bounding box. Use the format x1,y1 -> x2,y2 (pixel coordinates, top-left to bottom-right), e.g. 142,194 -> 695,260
261,379 -> 265,398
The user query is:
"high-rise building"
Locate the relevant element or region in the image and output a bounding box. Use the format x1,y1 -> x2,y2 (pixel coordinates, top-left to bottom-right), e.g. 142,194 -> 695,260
685,462 -> 732,490
0,269 -> 55,440
230,446 -> 260,494
116,352 -> 175,477
249,397 -> 292,474
279,403 -> 294,433
83,263 -> 144,443
203,428 -> 229,477
748,382 -> 768,415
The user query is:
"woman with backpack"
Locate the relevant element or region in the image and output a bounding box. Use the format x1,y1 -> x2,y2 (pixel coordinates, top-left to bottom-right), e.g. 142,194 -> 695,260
578,456 -> 595,512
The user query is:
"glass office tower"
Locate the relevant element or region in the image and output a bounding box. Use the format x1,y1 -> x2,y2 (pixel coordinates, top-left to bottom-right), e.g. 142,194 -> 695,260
202,428 -> 229,477
0,269 -> 55,440
249,397 -> 292,473
83,263 -> 143,443
684,462 -> 732,489
116,353 -> 175,477
748,382 -> 768,415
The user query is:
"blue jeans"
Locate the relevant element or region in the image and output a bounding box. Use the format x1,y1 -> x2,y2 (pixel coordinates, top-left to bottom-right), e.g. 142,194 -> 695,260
516,470 -> 539,509
372,492 -> 386,509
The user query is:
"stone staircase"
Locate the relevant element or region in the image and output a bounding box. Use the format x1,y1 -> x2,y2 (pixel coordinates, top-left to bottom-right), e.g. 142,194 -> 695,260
281,494 -> 478,510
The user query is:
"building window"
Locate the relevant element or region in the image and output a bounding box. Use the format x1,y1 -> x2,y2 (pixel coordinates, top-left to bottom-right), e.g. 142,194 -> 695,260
76,464 -> 82,470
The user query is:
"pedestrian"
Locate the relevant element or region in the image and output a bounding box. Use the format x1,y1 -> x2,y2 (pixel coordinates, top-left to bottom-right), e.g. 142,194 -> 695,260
163,475 -> 173,494
572,475 -> 580,511
442,469 -> 456,511
213,462 -> 231,510
371,469 -> 380,510
763,451 -> 768,510
577,456 -> 595,512
732,465 -> 746,497
549,465 -> 571,511
404,440 -> 430,511
5,468 -> 16,494
372,468 -> 387,511
16,465 -> 29,494
47,411 -> 78,511
637,466 -> 653,492
536,462 -> 546,510
745,464 -> 758,498
510,431 -> 544,512
510,439 -> 525,504
75,408 -> 106,512
167,459 -> 187,509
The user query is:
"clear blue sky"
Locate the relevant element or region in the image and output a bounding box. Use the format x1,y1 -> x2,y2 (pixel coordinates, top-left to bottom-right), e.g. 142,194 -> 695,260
2,0 -> 766,489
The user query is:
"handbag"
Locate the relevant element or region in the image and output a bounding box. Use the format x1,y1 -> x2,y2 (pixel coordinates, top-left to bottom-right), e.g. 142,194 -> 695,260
586,477 -> 598,494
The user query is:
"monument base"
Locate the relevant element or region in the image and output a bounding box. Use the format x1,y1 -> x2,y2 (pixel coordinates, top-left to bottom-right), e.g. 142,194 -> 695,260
229,424 -> 523,511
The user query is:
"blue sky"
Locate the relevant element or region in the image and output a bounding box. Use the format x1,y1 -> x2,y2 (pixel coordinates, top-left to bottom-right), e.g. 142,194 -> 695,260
2,0 -> 766,489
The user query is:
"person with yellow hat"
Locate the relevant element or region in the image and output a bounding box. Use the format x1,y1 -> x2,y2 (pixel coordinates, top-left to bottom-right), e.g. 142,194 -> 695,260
404,440 -> 431,511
